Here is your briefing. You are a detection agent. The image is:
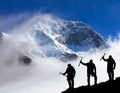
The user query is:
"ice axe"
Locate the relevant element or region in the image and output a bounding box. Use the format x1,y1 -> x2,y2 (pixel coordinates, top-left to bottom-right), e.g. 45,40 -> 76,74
78,56 -> 83,67
100,53 -> 106,61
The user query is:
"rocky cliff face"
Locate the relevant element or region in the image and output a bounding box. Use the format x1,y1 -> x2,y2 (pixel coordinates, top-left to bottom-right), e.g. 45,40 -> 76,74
59,21 -> 107,52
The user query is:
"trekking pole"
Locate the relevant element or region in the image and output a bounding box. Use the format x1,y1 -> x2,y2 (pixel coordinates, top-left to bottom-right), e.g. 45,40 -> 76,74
100,53 -> 106,61
59,72 -> 66,77
78,56 -> 83,67
59,72 -> 63,75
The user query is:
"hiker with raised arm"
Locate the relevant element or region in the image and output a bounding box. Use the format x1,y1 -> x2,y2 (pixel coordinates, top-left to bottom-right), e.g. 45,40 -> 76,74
80,59 -> 97,86
101,54 -> 116,80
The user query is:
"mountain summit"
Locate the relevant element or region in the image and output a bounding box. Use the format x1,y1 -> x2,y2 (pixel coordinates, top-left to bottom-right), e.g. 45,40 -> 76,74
1,15 -> 108,61
24,15 -> 107,61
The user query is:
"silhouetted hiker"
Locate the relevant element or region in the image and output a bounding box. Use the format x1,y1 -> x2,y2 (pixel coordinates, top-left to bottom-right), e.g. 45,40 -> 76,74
80,59 -> 97,86
62,64 -> 76,89
102,55 -> 116,80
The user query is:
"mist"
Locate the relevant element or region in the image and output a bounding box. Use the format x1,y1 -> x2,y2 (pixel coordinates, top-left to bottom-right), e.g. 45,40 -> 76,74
0,13 -> 120,93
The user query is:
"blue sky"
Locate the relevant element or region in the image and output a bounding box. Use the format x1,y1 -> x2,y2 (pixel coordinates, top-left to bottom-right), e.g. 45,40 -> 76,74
0,0 -> 120,38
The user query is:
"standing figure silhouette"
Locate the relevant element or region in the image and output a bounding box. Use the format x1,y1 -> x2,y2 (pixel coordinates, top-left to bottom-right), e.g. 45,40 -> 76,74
80,59 -> 97,86
102,55 -> 116,80
62,64 -> 76,89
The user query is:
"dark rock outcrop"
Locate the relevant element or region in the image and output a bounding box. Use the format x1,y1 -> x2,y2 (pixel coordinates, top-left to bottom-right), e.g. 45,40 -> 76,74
19,56 -> 32,65
62,77 -> 120,93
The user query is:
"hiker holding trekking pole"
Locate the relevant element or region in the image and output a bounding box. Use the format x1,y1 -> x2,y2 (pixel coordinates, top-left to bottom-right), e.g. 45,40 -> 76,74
60,64 -> 76,89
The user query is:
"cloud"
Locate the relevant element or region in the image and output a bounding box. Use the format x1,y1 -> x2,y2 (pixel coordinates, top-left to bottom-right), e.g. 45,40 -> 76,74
0,13 -> 34,33
0,13 -> 120,93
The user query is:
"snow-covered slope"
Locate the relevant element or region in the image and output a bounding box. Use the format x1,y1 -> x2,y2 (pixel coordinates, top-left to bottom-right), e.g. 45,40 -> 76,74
22,16 -> 107,61
1,16 -> 108,61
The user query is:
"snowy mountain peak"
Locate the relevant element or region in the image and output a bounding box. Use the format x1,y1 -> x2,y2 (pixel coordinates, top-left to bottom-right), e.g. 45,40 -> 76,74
23,16 -> 107,61
1,15 -> 108,61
